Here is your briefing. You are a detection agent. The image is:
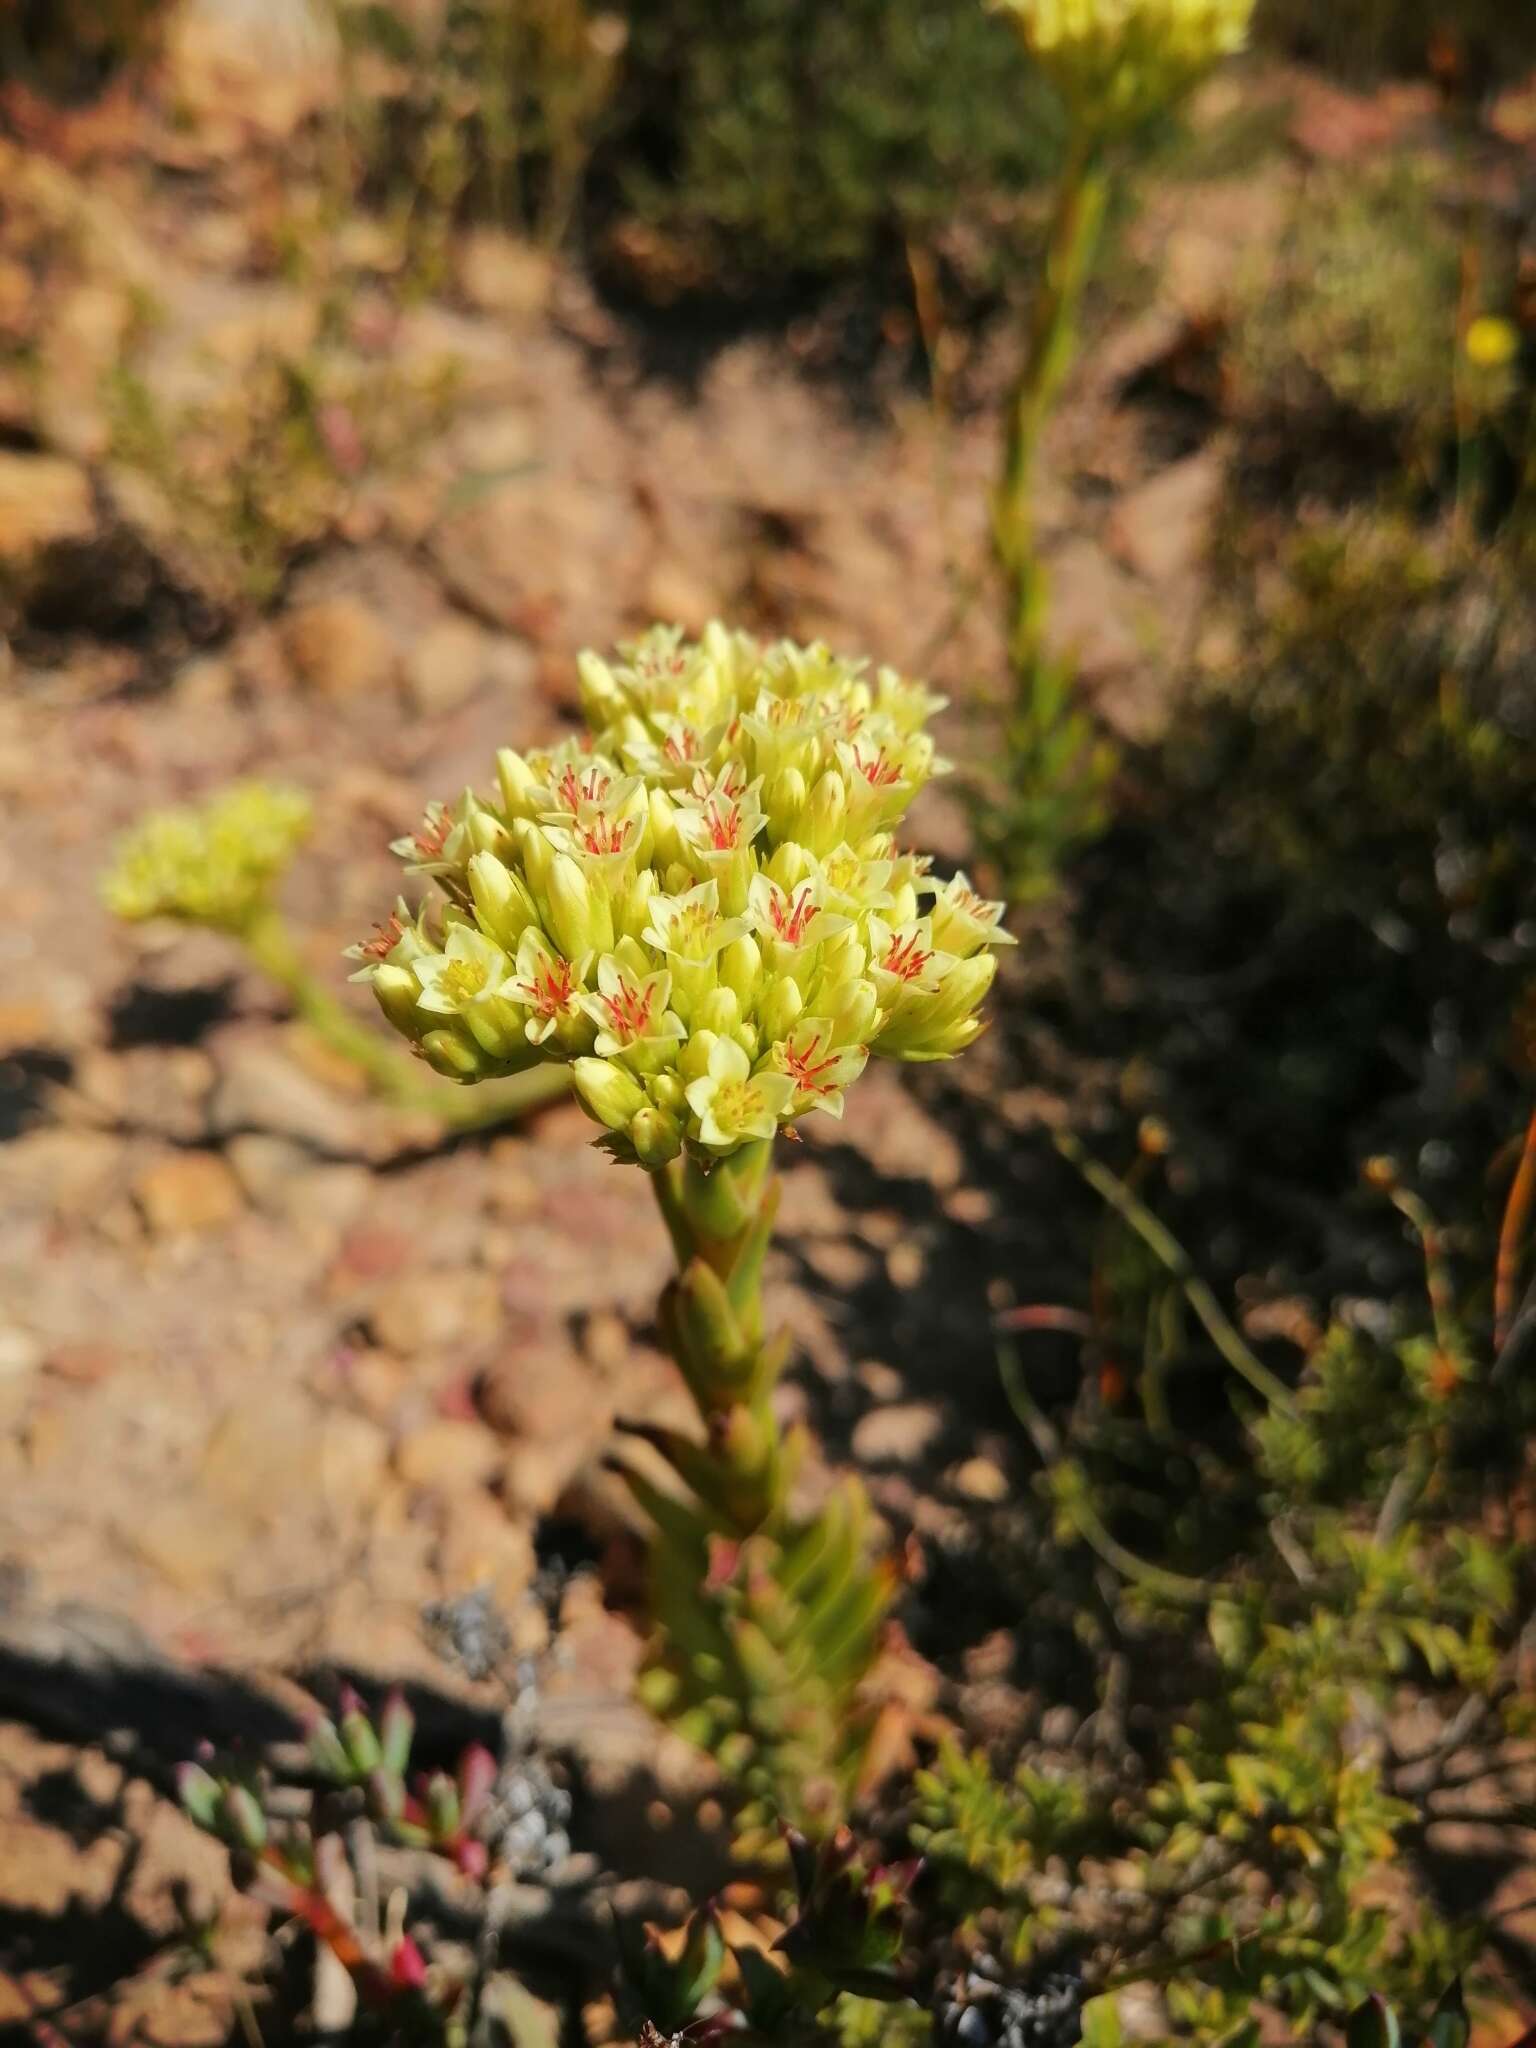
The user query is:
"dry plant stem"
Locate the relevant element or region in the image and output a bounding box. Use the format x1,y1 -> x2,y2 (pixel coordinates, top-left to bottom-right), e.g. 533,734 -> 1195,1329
1494,1104 -> 1536,1355
993,139 -> 1109,681
1052,1128 -> 1300,1417
242,908 -> 567,1130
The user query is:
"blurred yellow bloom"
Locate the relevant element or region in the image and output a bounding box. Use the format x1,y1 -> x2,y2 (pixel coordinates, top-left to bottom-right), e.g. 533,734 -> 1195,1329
1465,316 -> 1519,371
992,0 -> 1254,133
103,782 -> 311,933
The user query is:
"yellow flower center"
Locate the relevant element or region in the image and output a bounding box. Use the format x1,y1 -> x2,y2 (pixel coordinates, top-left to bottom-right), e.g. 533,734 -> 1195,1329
441,958 -> 489,1004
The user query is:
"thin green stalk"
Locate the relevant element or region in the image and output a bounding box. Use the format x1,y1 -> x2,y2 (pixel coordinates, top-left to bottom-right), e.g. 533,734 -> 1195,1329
1053,1128 -> 1300,1418
242,907 -> 566,1130
993,138 -> 1110,681
1000,1340 -> 1211,1606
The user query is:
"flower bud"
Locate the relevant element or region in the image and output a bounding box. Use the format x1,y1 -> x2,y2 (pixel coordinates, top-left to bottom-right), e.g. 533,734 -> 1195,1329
758,973 -> 804,1042
372,963 -> 428,1041
468,852 -> 536,950
631,1104 -> 684,1167
802,769 -> 846,856
573,1056 -> 647,1131
548,851 -> 611,959
719,934 -> 762,1006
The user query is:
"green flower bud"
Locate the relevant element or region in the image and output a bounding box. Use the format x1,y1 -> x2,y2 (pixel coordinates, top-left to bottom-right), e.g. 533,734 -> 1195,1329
631,1104 -> 684,1167
548,851 -> 612,959
468,852 -> 537,950
372,963 -> 429,1041
573,1055 -> 647,1131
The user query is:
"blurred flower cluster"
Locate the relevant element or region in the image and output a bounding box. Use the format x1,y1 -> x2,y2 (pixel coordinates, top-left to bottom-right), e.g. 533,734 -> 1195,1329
991,0 -> 1253,134
104,781 -> 312,933
355,624 -> 1011,1165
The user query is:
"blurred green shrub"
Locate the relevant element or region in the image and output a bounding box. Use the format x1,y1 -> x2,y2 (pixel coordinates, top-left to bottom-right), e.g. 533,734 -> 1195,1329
1233,159 -> 1463,467
337,0 -> 624,256
600,0 -> 1063,298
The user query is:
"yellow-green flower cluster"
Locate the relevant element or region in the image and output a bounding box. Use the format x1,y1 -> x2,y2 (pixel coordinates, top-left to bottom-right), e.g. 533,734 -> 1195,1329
992,0 -> 1252,134
354,624 -> 1012,1166
103,782 -> 312,933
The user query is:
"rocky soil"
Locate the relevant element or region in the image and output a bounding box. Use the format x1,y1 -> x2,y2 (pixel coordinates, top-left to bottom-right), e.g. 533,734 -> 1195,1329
2,13 -> 1533,2039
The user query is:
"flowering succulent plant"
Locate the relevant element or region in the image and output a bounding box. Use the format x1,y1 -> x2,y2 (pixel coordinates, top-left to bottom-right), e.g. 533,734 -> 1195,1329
356,623 -> 1009,1838
354,624 -> 1012,1167
990,0 -> 1253,136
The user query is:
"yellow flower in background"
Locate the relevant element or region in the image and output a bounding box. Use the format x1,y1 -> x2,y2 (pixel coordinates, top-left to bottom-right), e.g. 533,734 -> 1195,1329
991,0 -> 1254,135
103,781 -> 312,933
353,625 -> 1011,1164
1465,316 -> 1519,372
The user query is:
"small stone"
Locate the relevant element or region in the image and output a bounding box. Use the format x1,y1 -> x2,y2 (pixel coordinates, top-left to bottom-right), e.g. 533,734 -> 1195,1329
886,1240 -> 924,1289
395,1417 -> 504,1493
642,559 -> 719,635
12,1128 -> 122,1222
321,1412 -> 391,1511
369,1268 -> 503,1356
1039,1705 -> 1080,1747
1107,450 -> 1223,588
43,1341 -> 120,1386
403,615 -> 487,715
952,1456 -> 1009,1503
435,1490 -> 536,1606
128,1498 -> 244,1593
501,1434 -> 593,1519
283,596 -> 398,699
477,1347 -> 604,1444
458,232 -> 553,319
133,1151 -> 244,1236
0,997 -> 56,1054
850,1401 -> 944,1467
210,1036 -> 368,1153
0,1326 -> 43,1381
0,453 -> 95,566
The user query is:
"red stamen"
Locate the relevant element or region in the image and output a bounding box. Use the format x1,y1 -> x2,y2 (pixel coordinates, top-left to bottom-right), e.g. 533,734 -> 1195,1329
854,746 -> 902,788
703,799 -> 740,851
358,913 -> 406,961
784,1030 -> 840,1093
602,977 -> 656,1043
521,957 -> 578,1017
578,814 -> 633,857
883,932 -> 931,983
555,764 -> 613,814
770,886 -> 819,946
412,811 -> 451,859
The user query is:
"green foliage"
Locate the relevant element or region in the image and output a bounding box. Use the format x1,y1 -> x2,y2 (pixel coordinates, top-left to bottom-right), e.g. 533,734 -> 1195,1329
913,1745 -> 1103,1942
621,1833 -> 922,2044
605,0 -> 1062,295
977,652 -> 1118,905
179,1685 -> 526,2035
104,341 -> 457,606
337,0 -> 622,259
624,1147 -> 899,1852
1233,158 -> 1462,456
